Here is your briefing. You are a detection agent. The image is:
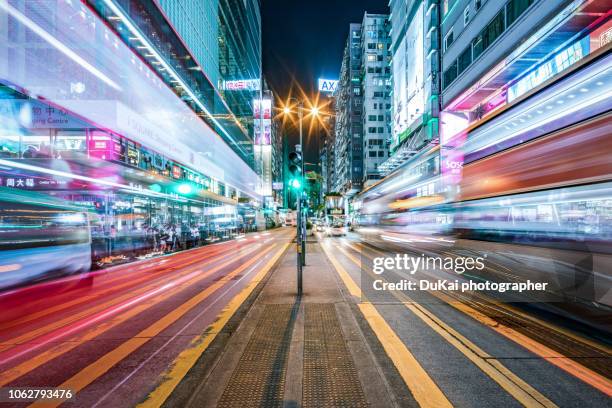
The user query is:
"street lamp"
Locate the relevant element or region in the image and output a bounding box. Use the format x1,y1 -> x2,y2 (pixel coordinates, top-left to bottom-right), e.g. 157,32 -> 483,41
281,98 -> 322,276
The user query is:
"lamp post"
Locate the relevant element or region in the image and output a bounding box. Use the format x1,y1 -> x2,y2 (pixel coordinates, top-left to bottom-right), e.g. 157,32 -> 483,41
283,98 -> 319,268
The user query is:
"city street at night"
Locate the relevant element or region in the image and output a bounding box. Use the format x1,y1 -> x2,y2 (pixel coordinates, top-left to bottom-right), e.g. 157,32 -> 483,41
0,228 -> 292,407
0,0 -> 611,407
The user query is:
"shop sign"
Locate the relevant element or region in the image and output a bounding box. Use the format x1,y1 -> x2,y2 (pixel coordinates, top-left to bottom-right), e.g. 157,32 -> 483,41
224,79 -> 261,91
172,165 -> 182,179
1,176 -> 67,189
318,79 -> 338,93
127,146 -> 140,166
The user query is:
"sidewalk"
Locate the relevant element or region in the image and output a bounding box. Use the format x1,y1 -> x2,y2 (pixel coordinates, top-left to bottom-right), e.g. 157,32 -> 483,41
165,240 -> 400,408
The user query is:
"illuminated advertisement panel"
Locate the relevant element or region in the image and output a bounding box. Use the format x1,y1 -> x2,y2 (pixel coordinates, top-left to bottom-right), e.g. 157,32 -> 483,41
254,145 -> 272,196
392,37 -> 408,143
318,79 -> 338,93
253,98 -> 272,145
508,36 -> 590,102
223,79 -> 261,91
392,3 -> 425,148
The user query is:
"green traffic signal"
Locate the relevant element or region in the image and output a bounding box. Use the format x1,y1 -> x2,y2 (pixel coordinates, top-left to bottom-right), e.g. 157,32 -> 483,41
290,178 -> 302,189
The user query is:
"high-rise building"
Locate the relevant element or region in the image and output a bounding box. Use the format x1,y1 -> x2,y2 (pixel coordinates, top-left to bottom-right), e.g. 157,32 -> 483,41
333,13 -> 391,198
319,96 -> 336,196
380,0 -> 441,176
354,0 -> 610,223
157,0 -> 262,157
360,13 -> 392,187
83,0 -> 262,170
334,23 -> 363,197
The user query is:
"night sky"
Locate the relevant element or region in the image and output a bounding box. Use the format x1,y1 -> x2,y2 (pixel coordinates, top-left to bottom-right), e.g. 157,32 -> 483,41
261,0 -> 389,163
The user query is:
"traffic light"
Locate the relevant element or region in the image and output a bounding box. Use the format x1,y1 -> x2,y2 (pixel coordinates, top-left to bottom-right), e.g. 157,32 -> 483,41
290,178 -> 301,189
288,148 -> 302,190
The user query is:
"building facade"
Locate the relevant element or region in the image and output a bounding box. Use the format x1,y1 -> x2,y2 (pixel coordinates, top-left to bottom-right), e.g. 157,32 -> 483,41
333,23 -> 363,197
380,0 -> 441,176
439,0 -> 610,142
333,13 -> 391,198
360,13 -> 392,187
319,96 -> 336,197
355,0 -> 611,229
157,0 -> 262,151
0,0 -> 266,262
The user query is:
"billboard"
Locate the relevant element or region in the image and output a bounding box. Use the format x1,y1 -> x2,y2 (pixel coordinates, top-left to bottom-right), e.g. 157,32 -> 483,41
254,145 -> 272,196
318,79 -> 338,93
223,79 -> 261,91
253,98 -> 272,145
392,3 -> 425,148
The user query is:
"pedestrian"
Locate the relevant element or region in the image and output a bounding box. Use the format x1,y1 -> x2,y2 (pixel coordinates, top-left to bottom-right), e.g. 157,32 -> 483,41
170,226 -> 177,251
159,226 -> 168,253
191,225 -> 199,247
109,225 -> 117,255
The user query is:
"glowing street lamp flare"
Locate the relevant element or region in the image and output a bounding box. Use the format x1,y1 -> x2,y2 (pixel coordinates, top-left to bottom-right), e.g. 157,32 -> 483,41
311,106 -> 319,116
283,106 -> 291,115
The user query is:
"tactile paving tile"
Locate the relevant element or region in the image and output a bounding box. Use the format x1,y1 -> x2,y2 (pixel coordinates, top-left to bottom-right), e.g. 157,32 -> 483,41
303,303 -> 369,408
217,304 -> 294,408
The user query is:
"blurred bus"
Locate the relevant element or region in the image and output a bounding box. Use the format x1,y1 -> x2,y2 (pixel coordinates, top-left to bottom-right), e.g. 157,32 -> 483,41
0,187 -> 91,290
353,110 -> 612,326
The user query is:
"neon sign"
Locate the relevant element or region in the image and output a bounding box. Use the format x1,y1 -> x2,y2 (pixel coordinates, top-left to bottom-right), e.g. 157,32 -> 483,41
318,79 -> 338,93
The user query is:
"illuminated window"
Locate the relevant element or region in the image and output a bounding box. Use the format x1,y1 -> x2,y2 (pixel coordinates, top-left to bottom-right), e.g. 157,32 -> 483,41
367,54 -> 376,62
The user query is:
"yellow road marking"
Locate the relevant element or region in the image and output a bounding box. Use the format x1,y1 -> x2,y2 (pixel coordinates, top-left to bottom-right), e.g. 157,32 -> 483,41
29,244 -> 282,408
323,242 -> 361,298
0,247 -> 238,351
352,241 -> 612,397
0,245 -> 262,387
0,245 -> 236,336
487,300 -> 612,356
441,294 -> 612,397
357,241 -> 612,355
333,241 -> 557,408
138,242 -> 290,407
321,242 -> 452,408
